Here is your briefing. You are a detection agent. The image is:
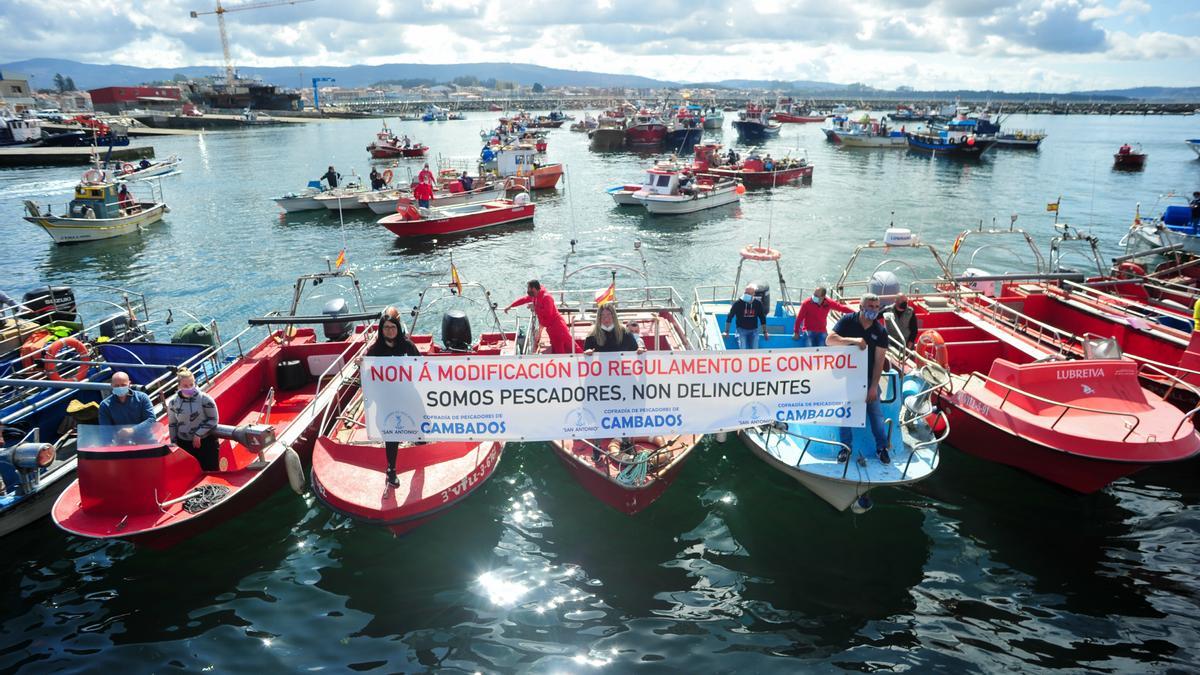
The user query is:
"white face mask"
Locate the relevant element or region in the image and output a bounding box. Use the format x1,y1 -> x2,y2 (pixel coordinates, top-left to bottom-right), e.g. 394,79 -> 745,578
601,322 -> 615,332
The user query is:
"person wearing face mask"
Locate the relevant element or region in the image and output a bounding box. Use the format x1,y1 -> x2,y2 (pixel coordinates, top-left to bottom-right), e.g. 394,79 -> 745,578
97,371 -> 156,443
792,285 -> 852,347
505,280 -> 580,354
724,285 -> 769,350
365,307 -> 422,487
583,303 -> 645,354
827,293 -> 892,465
167,367 -> 221,471
883,293 -> 919,350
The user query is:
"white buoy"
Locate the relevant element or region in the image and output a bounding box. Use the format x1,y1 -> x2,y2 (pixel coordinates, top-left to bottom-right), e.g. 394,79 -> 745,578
284,447 -> 305,494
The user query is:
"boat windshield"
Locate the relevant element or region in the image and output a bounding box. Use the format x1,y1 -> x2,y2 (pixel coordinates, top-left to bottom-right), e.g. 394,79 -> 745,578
78,421 -> 170,450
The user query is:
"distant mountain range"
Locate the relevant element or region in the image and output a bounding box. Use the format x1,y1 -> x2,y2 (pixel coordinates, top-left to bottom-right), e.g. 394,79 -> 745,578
2,58 -> 1197,101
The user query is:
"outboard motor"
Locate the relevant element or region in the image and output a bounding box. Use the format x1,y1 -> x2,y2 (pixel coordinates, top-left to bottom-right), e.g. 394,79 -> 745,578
98,312 -> 132,341
22,286 -> 77,323
747,281 -> 771,313
0,442 -> 54,496
441,310 -> 473,352
321,297 -> 351,341
868,271 -> 900,305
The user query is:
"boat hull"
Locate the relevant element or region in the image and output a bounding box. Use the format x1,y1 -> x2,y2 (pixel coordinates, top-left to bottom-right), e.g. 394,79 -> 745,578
1189,140 -> 1200,158
379,201 -> 535,237
274,195 -> 324,212
664,128 -> 702,151
905,133 -> 996,156
549,438 -> 696,515
25,202 -> 167,244
590,128 -> 626,151
732,120 -> 781,142
637,187 -> 740,214
707,165 -> 812,186
0,458 -> 76,537
834,133 -> 907,148
363,183 -> 505,215
702,116 -> 723,129
1114,154 -> 1147,170
625,124 -> 667,148
995,136 -> 1043,149
316,193 -> 370,211
771,113 -> 825,123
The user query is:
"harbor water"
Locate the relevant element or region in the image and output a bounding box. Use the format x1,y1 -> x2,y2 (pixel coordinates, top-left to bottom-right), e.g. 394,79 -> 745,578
1,112 -> 1199,672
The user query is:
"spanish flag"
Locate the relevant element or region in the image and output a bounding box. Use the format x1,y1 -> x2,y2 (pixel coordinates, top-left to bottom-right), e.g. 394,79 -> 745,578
450,262 -> 464,295
1046,201 -> 1059,212
595,282 -> 616,305
334,249 -> 346,268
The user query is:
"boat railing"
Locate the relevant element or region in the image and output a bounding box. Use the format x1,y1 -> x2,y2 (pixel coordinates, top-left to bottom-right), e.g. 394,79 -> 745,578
1171,407 -> 1200,438
759,422 -> 856,479
905,409 -> 950,478
314,325 -> 380,438
970,296 -> 1078,357
1057,280 -> 1195,328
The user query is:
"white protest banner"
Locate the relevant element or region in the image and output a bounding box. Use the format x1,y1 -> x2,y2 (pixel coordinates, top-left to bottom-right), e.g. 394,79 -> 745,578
362,348 -> 867,442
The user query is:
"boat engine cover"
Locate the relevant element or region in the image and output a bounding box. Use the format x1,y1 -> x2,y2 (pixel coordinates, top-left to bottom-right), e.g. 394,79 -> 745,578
441,310 -> 473,352
322,298 -> 350,341
22,286 -> 76,323
869,271 -> 900,303
213,423 -> 277,450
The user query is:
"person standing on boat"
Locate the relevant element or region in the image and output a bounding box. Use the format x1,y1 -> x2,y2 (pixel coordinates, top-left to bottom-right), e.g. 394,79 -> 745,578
418,163 -> 435,184
792,286 -> 851,347
365,307 -> 422,487
167,367 -> 220,471
827,293 -> 891,465
724,285 -> 768,350
505,280 -> 580,354
583,303 -> 645,354
413,177 -> 434,209
369,167 -> 384,191
117,184 -> 135,213
98,372 -> 156,443
322,166 -> 340,189
883,294 -> 919,351
460,172 -> 474,192
1190,191 -> 1200,226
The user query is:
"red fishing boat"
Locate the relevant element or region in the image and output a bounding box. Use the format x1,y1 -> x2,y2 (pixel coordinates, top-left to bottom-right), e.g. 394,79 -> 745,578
378,198 -> 535,237
835,235 -> 1200,493
532,242 -> 704,514
51,271 -> 376,549
770,97 -> 827,123
624,111 -> 667,148
310,278 -> 519,535
692,142 -> 813,187
366,124 -> 428,159
1113,143 -> 1146,170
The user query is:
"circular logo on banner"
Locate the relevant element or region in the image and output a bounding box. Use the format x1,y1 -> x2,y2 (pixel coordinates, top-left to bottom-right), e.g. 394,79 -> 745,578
738,402 -> 771,425
382,410 -> 417,435
563,407 -> 599,435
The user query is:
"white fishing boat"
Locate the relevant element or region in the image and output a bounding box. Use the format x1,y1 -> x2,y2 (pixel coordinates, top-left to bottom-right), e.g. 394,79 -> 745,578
273,181 -> 329,212
1188,139 -> 1200,159
360,180 -> 506,215
22,171 -> 168,244
1122,200 -> 1200,255
692,243 -> 947,513
109,154 -> 183,181
632,167 -> 741,215
314,186 -> 371,211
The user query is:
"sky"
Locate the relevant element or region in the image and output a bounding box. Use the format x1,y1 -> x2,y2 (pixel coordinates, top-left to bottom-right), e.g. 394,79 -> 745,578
0,0 -> 1197,92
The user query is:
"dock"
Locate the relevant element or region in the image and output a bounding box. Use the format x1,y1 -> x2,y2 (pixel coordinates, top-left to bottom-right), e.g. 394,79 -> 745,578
42,123 -> 197,137
0,145 -> 155,168
132,113 -> 314,130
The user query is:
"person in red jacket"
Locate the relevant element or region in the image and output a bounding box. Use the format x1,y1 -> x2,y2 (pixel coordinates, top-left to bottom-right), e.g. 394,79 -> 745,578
505,280 -> 580,353
792,285 -> 852,347
417,163 -> 435,184
413,177 -> 434,208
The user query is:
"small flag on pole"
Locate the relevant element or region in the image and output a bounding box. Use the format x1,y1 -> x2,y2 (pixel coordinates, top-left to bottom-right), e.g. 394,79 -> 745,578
595,282 -> 616,305
1046,202 -> 1059,212
450,262 -> 464,295
334,249 -> 346,268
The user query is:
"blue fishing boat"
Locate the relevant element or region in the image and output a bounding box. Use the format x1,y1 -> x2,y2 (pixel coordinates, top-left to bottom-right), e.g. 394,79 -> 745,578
731,103 -> 781,143
905,124 -> 996,157
691,240 -> 946,513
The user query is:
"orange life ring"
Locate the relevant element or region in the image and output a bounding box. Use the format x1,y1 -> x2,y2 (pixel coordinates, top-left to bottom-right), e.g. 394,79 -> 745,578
1115,262 -> 1145,279
44,337 -> 90,381
382,169 -> 393,185
916,330 -> 948,367
739,244 -> 782,261
122,162 -> 135,174
19,331 -> 54,370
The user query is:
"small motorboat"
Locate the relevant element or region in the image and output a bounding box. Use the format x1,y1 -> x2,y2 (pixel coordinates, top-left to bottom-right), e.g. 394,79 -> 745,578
994,130 -> 1046,149
310,277 -> 518,535
904,129 -> 996,157
378,197 -> 535,237
732,103 -> 782,142
313,184 -> 371,211
607,158 -> 684,206
273,181 -> 329,212
22,169 -> 168,244
109,155 -> 183,180
825,115 -> 907,148
485,146 -> 563,190
366,123 -> 428,159
702,106 -> 724,129
1188,139 -> 1200,159
834,234 -> 1200,493
624,111 -> 668,149
1114,143 -> 1147,170
1121,201 -> 1200,255
52,271 -> 377,549
692,241 -> 945,512
769,97 -> 827,123
538,241 -> 704,514
360,177 -> 506,215
693,143 -> 813,187
632,169 -> 741,215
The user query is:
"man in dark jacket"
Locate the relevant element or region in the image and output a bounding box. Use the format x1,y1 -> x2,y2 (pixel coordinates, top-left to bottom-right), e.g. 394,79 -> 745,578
723,285 -> 768,349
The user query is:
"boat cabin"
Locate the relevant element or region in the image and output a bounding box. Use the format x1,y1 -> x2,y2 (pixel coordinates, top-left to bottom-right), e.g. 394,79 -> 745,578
490,147 -> 541,177
69,183 -> 124,219
1,115 -> 41,144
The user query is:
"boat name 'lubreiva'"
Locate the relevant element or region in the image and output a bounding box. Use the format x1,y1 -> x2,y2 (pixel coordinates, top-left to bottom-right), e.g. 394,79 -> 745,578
1056,367 -> 1106,380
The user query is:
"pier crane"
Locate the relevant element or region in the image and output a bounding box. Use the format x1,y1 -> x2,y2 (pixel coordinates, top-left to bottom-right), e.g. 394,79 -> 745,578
189,0 -> 314,90
312,77 -> 335,110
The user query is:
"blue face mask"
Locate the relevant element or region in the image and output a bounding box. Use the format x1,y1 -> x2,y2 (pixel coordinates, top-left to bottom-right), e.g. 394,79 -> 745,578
812,295 -> 823,304
743,294 -> 753,303
863,309 -> 880,320
112,386 -> 130,397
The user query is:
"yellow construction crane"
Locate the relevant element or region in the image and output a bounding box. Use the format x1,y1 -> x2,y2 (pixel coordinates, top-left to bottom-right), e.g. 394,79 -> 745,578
189,0 -> 315,91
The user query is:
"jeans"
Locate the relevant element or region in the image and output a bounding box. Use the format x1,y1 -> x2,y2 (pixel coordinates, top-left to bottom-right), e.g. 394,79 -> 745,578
735,328 -> 759,350
806,331 -> 827,347
417,199 -> 430,208
839,397 -> 889,454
